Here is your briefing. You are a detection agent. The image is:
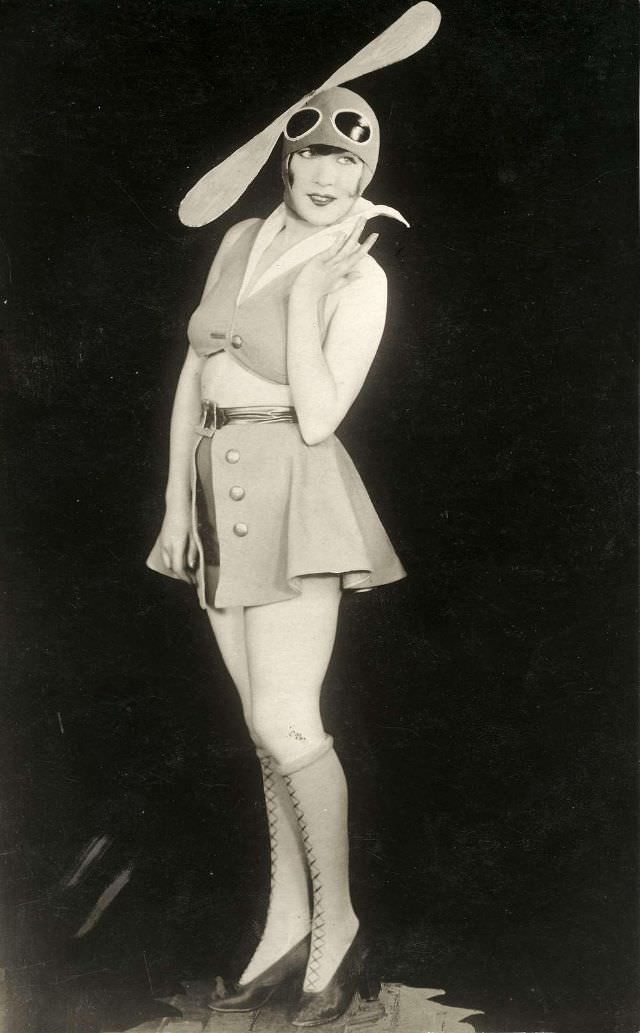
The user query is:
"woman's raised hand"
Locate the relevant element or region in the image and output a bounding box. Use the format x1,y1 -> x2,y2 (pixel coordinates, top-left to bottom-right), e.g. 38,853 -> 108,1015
291,217 -> 378,299
159,506 -> 199,583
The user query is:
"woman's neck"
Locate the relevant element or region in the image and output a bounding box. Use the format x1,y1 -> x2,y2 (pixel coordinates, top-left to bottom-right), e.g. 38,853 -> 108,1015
280,204 -> 324,248
279,197 -> 361,248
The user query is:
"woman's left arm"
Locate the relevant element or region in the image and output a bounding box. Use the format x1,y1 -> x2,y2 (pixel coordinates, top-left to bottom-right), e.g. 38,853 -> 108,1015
287,219 -> 387,445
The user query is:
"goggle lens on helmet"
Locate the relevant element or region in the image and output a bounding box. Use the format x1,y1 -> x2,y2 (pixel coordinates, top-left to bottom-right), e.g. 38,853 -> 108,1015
332,110 -> 371,143
284,108 -> 322,141
284,107 -> 372,145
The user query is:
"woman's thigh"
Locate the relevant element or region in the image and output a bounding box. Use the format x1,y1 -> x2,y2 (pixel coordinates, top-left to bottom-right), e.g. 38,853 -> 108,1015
244,575 -> 342,763
206,605 -> 254,733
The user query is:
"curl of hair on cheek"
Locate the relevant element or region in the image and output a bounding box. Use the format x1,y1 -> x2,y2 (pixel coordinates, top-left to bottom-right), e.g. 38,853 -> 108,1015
280,154 -> 294,189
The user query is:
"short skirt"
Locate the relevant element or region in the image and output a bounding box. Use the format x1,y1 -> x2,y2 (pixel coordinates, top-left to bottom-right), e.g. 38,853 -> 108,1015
146,421 -> 406,609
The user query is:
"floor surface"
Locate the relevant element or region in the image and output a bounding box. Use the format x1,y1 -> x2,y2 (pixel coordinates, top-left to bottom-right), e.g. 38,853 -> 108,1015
108,981 -> 481,1033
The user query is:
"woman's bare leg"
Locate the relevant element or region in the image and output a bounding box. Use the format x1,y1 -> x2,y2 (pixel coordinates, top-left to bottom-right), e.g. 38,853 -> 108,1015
206,605 -> 254,735
206,605 -> 311,984
244,577 -> 339,766
245,577 -> 360,993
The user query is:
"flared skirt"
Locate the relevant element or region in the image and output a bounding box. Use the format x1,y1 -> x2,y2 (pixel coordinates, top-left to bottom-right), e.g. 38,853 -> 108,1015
146,422 -> 406,608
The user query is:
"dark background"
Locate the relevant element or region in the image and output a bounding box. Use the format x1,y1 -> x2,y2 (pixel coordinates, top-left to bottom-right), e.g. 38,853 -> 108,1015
1,1 -> 637,1031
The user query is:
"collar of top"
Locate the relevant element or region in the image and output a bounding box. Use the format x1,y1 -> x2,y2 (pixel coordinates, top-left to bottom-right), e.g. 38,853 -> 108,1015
237,198 -> 409,303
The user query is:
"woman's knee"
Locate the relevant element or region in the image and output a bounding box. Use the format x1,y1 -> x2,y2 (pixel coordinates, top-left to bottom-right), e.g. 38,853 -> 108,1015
251,705 -> 327,768
242,579 -> 342,761
250,706 -> 287,760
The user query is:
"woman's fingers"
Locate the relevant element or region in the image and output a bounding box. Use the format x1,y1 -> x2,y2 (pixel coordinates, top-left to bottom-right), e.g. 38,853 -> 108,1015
359,231 -> 379,255
333,216 -> 367,258
321,236 -> 344,260
334,229 -> 377,267
341,216 -> 367,251
161,534 -> 192,576
170,542 -> 182,573
343,232 -> 378,264
301,220 -> 378,295
187,535 -> 199,570
320,229 -> 380,295
332,232 -> 379,276
322,216 -> 367,262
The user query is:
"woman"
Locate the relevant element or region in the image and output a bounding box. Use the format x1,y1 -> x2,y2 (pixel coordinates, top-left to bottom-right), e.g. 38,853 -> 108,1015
147,86 -> 408,1027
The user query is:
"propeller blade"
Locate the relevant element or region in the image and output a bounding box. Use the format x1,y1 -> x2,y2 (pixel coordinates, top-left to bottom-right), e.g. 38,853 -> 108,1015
319,2 -> 441,91
178,94 -> 313,227
178,3 -> 441,227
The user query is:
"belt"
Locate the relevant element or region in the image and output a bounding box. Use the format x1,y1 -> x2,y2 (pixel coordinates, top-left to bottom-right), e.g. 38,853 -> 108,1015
196,400 -> 298,438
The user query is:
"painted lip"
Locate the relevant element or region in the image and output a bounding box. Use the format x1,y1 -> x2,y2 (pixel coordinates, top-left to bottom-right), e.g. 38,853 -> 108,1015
308,193 -> 337,205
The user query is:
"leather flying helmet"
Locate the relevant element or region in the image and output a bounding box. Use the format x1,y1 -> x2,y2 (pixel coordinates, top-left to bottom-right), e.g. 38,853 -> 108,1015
178,2 -> 441,227
282,87 -> 380,194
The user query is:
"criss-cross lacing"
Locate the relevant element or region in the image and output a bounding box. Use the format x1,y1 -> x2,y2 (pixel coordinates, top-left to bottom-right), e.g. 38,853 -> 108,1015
236,750 -> 311,987
260,753 -> 279,897
277,739 -> 360,996
283,773 -> 326,991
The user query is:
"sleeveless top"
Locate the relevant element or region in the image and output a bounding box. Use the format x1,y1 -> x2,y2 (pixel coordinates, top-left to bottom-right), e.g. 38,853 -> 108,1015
187,221 -> 311,386
186,199 -> 409,387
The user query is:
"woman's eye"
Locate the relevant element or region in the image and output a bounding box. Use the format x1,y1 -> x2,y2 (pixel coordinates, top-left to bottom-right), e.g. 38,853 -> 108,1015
298,148 -> 313,158
338,154 -> 358,165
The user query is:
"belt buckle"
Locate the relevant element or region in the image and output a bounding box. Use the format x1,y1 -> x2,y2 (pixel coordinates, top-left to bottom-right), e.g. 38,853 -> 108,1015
196,401 -> 217,438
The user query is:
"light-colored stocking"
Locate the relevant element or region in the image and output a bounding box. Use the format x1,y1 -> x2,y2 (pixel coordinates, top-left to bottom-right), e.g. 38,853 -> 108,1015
279,736 -> 360,993
238,749 -> 311,984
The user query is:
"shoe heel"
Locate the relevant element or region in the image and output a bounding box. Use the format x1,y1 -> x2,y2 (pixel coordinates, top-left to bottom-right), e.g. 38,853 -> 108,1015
357,966 -> 381,1002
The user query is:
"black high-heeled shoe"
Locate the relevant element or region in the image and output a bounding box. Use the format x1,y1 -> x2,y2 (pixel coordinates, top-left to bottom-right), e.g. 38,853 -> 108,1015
291,929 -> 381,1027
208,934 -> 310,1013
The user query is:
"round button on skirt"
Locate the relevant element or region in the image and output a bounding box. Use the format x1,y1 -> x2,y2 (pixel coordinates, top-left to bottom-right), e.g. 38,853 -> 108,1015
147,421 -> 406,609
